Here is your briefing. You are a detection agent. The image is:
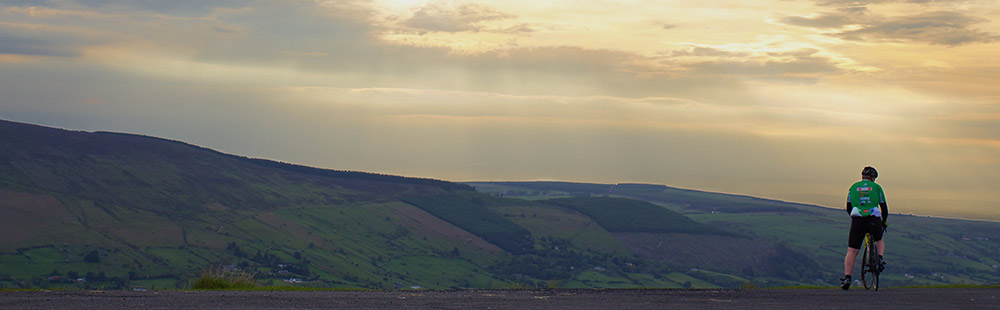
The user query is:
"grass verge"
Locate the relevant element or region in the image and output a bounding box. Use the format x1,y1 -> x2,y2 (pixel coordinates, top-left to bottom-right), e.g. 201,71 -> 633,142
220,286 -> 371,291
190,266 -> 257,290
766,285 -> 835,289
896,284 -> 1000,289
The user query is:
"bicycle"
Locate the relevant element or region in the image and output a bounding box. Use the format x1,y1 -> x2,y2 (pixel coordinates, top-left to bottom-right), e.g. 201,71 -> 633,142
861,232 -> 880,290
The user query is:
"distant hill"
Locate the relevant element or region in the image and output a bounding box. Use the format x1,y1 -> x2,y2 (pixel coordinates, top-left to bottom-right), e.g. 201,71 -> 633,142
1,119 -> 997,290
543,197 -> 732,236
468,181 -> 1000,287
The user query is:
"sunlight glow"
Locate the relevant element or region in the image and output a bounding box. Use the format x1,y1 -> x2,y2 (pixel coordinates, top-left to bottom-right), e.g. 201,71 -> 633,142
2,0 -> 998,219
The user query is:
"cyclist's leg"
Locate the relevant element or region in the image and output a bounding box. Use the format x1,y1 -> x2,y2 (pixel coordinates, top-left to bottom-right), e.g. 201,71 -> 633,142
845,216 -> 865,277
844,247 -> 860,276
842,246 -> 859,290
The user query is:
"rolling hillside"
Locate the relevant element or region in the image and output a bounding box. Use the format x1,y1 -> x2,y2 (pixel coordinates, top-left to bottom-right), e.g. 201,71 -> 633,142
467,181 -> 1000,287
1,119 -> 997,290
0,119 -> 497,289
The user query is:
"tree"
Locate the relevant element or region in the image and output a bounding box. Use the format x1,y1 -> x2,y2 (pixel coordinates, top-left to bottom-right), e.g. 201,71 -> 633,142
84,250 -> 100,263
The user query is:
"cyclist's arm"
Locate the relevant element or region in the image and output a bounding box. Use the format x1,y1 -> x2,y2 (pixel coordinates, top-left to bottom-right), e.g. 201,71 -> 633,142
846,202 -> 852,215
878,185 -> 887,225
880,202 -> 888,224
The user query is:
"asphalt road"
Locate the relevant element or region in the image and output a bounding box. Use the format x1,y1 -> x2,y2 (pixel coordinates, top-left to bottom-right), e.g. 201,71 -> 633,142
2,288 -> 997,309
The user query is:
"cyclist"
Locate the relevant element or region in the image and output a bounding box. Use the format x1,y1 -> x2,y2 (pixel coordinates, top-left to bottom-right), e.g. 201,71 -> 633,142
840,166 -> 888,290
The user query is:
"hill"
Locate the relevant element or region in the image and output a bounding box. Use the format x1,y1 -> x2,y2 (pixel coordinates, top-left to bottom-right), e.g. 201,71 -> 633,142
0,119 -> 499,289
543,197 -> 730,236
467,181 -> 1000,287
1,119 -> 997,290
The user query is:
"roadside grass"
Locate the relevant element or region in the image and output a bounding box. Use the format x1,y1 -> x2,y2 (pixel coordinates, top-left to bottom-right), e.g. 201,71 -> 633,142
215,286 -> 371,292
766,285 -> 835,289
767,284 -> 1000,289
190,267 -> 258,290
189,266 -> 376,291
896,284 -> 1000,289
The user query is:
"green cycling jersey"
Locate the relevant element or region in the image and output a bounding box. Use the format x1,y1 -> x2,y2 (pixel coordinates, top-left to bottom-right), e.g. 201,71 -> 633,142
847,180 -> 885,217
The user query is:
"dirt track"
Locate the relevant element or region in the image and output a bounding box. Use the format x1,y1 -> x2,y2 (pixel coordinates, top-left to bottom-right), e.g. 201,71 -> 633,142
2,288 -> 997,309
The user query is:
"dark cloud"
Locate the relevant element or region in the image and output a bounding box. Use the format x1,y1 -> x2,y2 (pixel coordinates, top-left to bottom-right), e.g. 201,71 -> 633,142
781,14 -> 855,28
0,31 -> 81,57
837,6 -> 869,15
782,8 -> 998,46
669,46 -> 748,58
0,0 -> 53,6
0,0 -> 248,16
767,48 -> 823,58
70,0 -> 247,16
213,26 -> 239,34
0,0 -> 252,16
837,11 -> 999,46
818,0 -> 960,5
780,2 -> 870,29
402,2 -> 515,33
659,47 -> 842,83
497,23 -> 536,33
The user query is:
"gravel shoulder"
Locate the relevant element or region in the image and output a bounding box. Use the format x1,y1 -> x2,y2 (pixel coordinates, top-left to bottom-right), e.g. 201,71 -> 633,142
2,287 -> 997,309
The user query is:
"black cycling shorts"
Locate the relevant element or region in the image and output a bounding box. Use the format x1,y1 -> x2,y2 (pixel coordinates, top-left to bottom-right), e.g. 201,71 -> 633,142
848,216 -> 883,249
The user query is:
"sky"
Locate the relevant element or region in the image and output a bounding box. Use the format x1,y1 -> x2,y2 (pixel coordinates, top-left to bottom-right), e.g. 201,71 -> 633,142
1,0 -> 999,220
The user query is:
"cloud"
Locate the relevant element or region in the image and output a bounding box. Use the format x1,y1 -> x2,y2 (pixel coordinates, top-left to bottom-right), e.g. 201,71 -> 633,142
3,0 -> 998,220
781,14 -> 855,29
669,46 -> 747,58
1,0 -> 253,16
817,0 -> 964,5
401,2 -> 515,33
661,46 -> 845,83
0,21 -> 101,57
779,2 -> 871,29
685,58 -> 840,82
837,11 -> 999,46
0,32 -> 78,56
0,1 -> 846,102
781,7 -> 998,46
212,26 -> 238,34
493,23 -> 535,34
0,0 -> 53,6
69,0 -> 247,16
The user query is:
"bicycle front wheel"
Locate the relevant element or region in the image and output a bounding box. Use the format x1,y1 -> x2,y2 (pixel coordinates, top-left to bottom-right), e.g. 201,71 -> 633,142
870,239 -> 879,291
861,237 -> 878,290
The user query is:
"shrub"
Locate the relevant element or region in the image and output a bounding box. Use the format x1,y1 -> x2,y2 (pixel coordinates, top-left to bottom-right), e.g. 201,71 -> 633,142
190,266 -> 257,290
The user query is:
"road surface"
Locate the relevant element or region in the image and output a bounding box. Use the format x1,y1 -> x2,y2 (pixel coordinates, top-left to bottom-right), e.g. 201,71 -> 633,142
1,287 -> 997,309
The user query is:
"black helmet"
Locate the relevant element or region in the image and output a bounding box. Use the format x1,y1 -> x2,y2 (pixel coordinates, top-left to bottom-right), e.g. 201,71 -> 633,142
862,166 -> 878,179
